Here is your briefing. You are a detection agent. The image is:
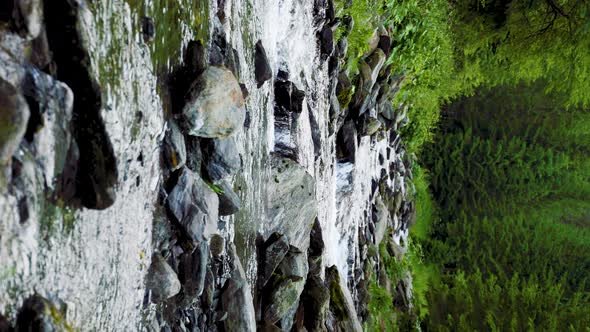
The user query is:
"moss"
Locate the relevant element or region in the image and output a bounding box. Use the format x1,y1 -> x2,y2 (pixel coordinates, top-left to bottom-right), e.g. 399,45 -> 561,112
327,273 -> 349,321
204,181 -> 224,194
337,84 -> 354,109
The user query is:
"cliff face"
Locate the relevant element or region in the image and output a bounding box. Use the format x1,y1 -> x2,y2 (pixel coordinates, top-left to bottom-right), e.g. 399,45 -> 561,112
0,0 -> 415,330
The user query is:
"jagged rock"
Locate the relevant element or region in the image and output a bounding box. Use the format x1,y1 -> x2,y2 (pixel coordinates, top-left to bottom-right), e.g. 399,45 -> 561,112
260,232 -> 290,288
141,16 -> 155,43
263,276 -> 305,324
178,241 -> 209,298
209,234 -> 225,257
16,295 -> 73,331
319,25 -> 334,58
13,0 -> 43,38
181,66 -> 245,138
0,78 -> 30,185
309,218 -> 324,258
277,247 -> 308,331
367,48 -> 386,86
255,40 -> 272,88
166,168 -> 219,242
301,275 -> 329,332
309,107 -> 322,159
222,245 -> 257,332
267,155 -> 317,250
163,120 -> 186,171
360,113 -> 382,137
45,0 -> 118,210
200,137 -> 240,181
274,76 -> 305,114
215,179 -> 241,216
183,135 -> 203,173
336,120 -> 357,162
202,267 -> 216,309
325,266 -> 363,332
373,195 -> 389,246
147,254 -> 181,301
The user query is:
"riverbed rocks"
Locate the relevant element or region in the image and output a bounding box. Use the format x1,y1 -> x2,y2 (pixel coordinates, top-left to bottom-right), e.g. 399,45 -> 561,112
255,40 -> 272,88
147,253 -> 182,302
181,66 -> 245,138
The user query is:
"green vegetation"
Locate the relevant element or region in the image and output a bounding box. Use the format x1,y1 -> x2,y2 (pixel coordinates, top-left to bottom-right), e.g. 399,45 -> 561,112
337,0 -> 590,329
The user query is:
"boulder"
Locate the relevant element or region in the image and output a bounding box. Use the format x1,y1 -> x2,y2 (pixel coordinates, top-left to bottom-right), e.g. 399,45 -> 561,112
16,295 -> 73,331
301,275 -> 330,332
260,232 -> 290,288
178,241 -> 209,298
0,78 -> 30,184
372,195 -> 389,246
13,0 -> 43,38
182,66 -> 245,138
277,247 -> 309,331
166,168 -> 219,242
263,276 -> 305,324
336,120 -> 357,162
267,154 -> 317,250
319,25 -> 334,58
336,72 -> 352,109
222,245 -> 257,332
366,48 -> 386,86
200,137 -> 240,181
146,254 -> 181,301
215,179 -> 241,216
163,120 -> 186,171
209,234 -> 225,257
255,40 -> 272,88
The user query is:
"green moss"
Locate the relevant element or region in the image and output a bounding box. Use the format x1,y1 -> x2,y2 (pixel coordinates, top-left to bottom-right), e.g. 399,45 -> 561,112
327,271 -> 349,320
337,84 -> 354,109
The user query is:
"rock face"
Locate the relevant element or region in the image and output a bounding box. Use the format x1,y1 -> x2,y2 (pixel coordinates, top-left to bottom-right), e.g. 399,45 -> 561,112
146,254 -> 181,301
182,66 -> 245,138
166,168 -> 219,242
267,155 -> 317,250
255,40 -> 272,88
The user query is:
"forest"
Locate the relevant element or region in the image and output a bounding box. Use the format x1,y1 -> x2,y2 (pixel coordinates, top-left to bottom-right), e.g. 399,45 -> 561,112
339,0 -> 590,329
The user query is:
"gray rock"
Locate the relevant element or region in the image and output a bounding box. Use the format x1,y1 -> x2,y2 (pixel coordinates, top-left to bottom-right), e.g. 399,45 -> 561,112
336,120 -> 357,162
163,120 -> 186,171
319,25 -> 334,58
182,66 -> 245,138
267,155 -> 317,250
260,232 -> 290,288
146,254 -> 181,301
209,234 -> 225,257
166,168 -> 219,242
263,276 -> 305,324
16,294 -> 72,331
367,48 -> 386,86
0,78 -> 30,185
13,0 -> 43,38
255,40 -> 272,88
325,266 -> 363,332
178,241 -> 209,298
201,137 -> 240,181
222,245 -> 257,332
277,247 -> 308,331
301,275 -> 330,332
373,195 -> 389,246
215,179 -> 241,216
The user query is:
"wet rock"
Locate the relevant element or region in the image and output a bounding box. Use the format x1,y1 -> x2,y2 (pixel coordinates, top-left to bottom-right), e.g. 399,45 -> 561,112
215,179 -> 241,216
360,113 -> 382,137
301,275 -> 330,332
255,40 -> 272,88
335,36 -> 348,60
202,267 -> 216,309
372,195 -> 389,245
163,120 -> 186,172
0,78 -> 30,184
183,135 -> 202,173
263,276 -> 305,324
325,266 -> 363,332
309,218 -> 325,258
267,155 -> 317,250
181,66 -> 245,138
319,25 -> 334,59
222,245 -> 257,332
147,254 -> 181,301
209,234 -> 225,258
179,241 -> 209,298
309,108 -> 322,159
15,295 -> 73,331
184,40 -> 207,77
200,137 -> 240,181
166,168 -> 219,242
260,232 -> 290,288
141,16 -> 155,43
367,48 -> 386,85
13,0 -> 43,38
44,0 -> 118,210
336,120 -> 357,162
0,313 -> 12,332
277,247 -> 308,330
274,77 -> 305,114
240,83 -> 249,100
336,72 -> 352,109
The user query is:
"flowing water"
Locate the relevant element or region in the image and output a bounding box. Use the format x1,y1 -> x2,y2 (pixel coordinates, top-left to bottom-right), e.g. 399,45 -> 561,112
0,0 -> 407,329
